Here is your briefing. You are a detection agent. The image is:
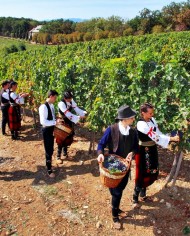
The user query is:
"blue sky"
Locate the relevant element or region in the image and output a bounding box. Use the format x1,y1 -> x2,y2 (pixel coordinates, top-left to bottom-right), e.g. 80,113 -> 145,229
0,0 -> 184,21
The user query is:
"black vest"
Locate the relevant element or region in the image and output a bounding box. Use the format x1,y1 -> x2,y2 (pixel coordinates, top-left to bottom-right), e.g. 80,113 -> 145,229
109,123 -> 137,158
9,91 -> 16,104
59,100 -> 72,117
1,90 -> 9,105
45,102 -> 53,120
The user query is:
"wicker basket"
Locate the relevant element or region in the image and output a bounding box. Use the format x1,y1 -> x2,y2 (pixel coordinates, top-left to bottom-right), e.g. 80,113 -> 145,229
99,154 -> 130,188
54,123 -> 72,142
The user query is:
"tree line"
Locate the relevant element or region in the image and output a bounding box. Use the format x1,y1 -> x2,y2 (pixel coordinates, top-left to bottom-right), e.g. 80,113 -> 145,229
1,1 -> 190,44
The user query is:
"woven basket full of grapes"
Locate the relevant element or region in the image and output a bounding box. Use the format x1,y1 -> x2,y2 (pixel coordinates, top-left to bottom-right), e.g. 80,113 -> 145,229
99,154 -> 130,188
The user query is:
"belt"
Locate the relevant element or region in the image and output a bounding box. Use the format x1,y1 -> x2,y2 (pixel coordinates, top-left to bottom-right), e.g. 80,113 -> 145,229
42,125 -> 54,128
10,103 -> 19,107
139,140 -> 156,146
1,103 -> 10,106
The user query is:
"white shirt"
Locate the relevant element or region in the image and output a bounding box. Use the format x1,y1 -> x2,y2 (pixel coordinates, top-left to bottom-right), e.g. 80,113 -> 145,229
39,103 -> 56,127
118,121 -> 130,135
58,99 -> 86,124
1,91 -> 9,100
137,117 -> 170,148
10,92 -> 24,104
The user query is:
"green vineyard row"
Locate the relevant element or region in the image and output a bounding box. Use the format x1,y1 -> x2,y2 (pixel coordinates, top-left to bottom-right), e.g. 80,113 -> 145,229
0,32 -> 189,150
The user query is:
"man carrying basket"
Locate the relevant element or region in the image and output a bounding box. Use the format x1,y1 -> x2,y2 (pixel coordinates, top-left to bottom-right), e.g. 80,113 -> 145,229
97,105 -> 138,230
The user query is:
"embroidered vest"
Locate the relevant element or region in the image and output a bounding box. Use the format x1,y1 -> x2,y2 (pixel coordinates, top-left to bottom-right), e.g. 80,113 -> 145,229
59,100 -> 72,117
137,119 -> 156,142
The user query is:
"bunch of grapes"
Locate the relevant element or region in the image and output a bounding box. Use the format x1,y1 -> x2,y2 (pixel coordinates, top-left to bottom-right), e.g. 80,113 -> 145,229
103,155 -> 127,174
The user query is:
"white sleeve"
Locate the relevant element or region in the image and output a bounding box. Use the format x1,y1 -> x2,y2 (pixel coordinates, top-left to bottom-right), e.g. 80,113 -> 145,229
2,92 -> 9,100
58,101 -> 67,113
39,104 -> 56,127
10,92 -> 20,104
72,99 -> 87,116
58,101 -> 80,124
10,92 -> 25,104
137,120 -> 170,148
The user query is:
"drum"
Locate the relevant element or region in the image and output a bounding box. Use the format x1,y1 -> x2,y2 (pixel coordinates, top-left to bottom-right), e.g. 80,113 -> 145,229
54,123 -> 73,143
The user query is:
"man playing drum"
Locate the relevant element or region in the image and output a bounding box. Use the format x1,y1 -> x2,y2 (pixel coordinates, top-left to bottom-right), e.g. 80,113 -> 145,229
56,91 -> 87,164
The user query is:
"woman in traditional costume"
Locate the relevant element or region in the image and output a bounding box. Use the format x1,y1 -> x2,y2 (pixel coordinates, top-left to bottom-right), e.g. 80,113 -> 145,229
133,102 -> 179,207
8,81 -> 28,140
56,91 -> 86,163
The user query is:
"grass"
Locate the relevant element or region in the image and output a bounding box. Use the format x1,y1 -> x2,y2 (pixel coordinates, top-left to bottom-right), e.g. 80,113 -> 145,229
0,36 -> 43,51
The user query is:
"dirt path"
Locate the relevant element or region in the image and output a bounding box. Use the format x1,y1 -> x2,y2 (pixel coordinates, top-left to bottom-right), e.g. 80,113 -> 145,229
0,115 -> 190,236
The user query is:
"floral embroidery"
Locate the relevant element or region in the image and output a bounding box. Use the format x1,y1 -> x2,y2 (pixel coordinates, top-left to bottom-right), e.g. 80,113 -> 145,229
145,147 -> 158,174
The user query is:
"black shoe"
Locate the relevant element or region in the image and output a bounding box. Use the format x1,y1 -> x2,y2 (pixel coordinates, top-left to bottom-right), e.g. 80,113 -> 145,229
112,217 -> 121,230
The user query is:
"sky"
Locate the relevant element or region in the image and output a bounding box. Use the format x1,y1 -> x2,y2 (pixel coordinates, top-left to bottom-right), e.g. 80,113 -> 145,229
0,0 -> 184,21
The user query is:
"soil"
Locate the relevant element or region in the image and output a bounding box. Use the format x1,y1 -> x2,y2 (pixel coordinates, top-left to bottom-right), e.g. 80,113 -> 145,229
0,111 -> 190,236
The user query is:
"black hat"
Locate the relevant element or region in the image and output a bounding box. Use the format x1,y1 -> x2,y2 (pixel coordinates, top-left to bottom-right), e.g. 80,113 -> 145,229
116,105 -> 136,119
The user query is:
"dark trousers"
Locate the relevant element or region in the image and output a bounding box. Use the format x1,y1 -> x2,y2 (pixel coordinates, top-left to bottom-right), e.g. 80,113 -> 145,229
109,171 -> 130,218
42,126 -> 54,171
1,105 -> 9,134
57,145 -> 67,157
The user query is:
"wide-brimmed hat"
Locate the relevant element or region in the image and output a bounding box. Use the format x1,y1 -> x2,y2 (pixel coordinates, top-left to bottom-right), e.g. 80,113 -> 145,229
116,105 -> 136,119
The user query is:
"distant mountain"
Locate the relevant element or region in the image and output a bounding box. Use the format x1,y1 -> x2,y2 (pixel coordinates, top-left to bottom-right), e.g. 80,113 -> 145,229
68,18 -> 88,22
43,18 -> 87,22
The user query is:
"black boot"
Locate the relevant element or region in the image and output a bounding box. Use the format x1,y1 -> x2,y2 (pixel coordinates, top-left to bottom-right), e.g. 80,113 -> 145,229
112,208 -> 121,229
139,187 -> 147,201
133,186 -> 140,204
11,131 -> 16,140
63,146 -> 68,156
57,145 -> 62,158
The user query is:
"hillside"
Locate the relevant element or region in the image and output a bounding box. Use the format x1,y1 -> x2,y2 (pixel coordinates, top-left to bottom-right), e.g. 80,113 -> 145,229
0,112 -> 190,235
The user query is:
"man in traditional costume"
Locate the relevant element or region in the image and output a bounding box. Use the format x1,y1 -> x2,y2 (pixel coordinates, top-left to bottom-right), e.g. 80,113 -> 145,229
133,102 -> 179,207
39,90 -> 59,178
1,80 -> 10,135
97,105 -> 138,230
56,91 -> 86,164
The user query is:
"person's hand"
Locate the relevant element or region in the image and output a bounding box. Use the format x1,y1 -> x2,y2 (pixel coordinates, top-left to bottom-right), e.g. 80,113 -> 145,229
170,135 -> 180,142
126,152 -> 133,162
97,154 -> 104,163
80,116 -> 86,120
20,93 -> 29,98
77,122 -> 84,127
56,118 -> 63,125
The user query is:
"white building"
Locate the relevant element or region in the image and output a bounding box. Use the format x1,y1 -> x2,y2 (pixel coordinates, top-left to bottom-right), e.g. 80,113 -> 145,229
28,25 -> 43,40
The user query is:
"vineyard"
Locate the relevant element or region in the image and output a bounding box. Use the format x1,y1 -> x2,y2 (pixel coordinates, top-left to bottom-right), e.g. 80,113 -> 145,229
0,32 -> 190,235
0,32 -> 190,143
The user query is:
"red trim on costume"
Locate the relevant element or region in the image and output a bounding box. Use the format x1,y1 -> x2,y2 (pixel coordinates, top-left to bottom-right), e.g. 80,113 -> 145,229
147,127 -> 154,137
13,96 -> 19,102
64,110 -> 69,114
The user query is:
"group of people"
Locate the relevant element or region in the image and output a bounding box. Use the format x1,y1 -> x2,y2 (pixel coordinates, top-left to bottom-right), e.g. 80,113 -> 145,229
97,103 -> 180,229
0,80 -> 29,140
1,84 -> 181,230
39,90 -> 87,178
